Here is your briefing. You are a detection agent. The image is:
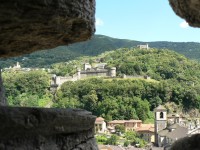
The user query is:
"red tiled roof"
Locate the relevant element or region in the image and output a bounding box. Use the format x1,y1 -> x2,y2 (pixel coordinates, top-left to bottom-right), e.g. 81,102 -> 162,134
135,124 -> 154,132
108,119 -> 142,124
108,120 -> 126,124
95,117 -> 105,124
125,119 -> 142,123
96,117 -> 105,121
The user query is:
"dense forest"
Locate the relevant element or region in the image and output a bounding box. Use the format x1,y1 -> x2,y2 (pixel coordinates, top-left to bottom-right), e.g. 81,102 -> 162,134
1,35 -> 200,68
2,71 -> 52,107
3,48 -> 200,123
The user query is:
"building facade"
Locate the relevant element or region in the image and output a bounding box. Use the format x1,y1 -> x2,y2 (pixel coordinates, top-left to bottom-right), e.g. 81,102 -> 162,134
95,117 -> 107,133
135,124 -> 155,143
137,44 -> 149,50
108,119 -> 142,132
51,63 -> 117,87
154,105 -> 167,146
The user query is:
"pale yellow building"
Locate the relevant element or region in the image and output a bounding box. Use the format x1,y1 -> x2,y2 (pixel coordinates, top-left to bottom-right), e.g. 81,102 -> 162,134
107,119 -> 142,132
135,124 -> 155,143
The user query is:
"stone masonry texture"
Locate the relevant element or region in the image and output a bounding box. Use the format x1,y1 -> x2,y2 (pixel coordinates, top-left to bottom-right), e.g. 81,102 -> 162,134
170,134 -> 200,150
169,0 -> 200,27
0,107 -> 98,150
0,0 -> 96,57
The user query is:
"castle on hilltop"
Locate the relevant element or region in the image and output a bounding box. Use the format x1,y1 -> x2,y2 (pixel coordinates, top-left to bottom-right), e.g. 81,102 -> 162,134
51,63 -> 116,87
137,43 -> 149,49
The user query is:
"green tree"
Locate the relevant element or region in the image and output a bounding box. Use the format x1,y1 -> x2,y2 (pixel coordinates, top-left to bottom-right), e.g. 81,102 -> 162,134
124,140 -> 130,147
95,135 -> 108,144
107,135 -> 119,145
115,124 -> 125,134
124,131 -> 137,142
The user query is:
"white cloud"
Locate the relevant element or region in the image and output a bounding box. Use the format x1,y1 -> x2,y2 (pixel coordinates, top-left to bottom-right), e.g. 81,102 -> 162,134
95,18 -> 104,27
180,21 -> 189,28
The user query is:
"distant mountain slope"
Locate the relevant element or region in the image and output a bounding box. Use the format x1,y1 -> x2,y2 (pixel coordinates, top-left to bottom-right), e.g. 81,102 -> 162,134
1,35 -> 200,68
150,41 -> 200,60
66,35 -> 141,55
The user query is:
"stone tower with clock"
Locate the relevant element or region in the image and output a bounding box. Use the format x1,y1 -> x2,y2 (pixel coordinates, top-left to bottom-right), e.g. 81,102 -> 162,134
154,105 -> 167,146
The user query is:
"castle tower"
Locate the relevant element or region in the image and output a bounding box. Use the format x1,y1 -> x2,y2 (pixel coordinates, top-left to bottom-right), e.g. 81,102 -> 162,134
154,105 -> 167,146
110,67 -> 116,77
146,43 -> 149,50
77,68 -> 81,79
83,63 -> 91,71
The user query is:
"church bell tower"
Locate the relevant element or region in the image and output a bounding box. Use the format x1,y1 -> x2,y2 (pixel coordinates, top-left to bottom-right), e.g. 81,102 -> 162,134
154,105 -> 167,146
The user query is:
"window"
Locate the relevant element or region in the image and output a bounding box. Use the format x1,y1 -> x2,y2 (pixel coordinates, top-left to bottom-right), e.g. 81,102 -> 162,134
160,112 -> 164,118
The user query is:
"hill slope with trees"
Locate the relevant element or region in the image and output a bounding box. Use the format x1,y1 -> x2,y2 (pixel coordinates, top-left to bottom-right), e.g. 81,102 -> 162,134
2,47 -> 200,122
1,35 -> 200,68
51,48 -> 200,122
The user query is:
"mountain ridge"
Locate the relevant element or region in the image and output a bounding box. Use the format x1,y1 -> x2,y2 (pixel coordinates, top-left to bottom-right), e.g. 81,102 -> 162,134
1,34 -> 200,68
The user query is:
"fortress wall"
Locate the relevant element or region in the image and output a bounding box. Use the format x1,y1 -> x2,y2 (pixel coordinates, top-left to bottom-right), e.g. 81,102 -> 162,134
81,72 -> 108,78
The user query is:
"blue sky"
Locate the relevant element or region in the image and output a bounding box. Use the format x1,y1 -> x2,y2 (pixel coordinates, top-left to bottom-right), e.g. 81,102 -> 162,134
95,0 -> 200,42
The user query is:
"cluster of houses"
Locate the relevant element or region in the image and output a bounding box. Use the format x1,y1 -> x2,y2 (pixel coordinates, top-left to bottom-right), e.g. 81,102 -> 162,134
95,105 -> 200,149
95,117 -> 155,144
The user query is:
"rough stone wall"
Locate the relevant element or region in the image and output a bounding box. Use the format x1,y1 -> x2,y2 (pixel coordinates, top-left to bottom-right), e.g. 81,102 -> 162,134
169,0 -> 200,27
0,70 -> 7,106
170,134 -> 200,150
0,107 -> 98,150
0,0 -> 95,57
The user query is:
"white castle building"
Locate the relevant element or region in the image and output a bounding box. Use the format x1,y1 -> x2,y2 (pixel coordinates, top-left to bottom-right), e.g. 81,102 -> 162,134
51,63 -> 116,87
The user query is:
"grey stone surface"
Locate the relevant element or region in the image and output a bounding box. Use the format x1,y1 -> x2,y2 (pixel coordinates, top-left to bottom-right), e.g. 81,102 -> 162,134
170,134 -> 200,150
169,0 -> 200,27
0,70 -> 6,106
0,107 -> 98,150
0,0 -> 96,57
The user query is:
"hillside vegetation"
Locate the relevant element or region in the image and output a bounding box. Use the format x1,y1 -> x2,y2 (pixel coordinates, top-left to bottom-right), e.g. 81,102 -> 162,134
51,48 -> 200,122
2,71 -> 52,107
1,35 -> 200,68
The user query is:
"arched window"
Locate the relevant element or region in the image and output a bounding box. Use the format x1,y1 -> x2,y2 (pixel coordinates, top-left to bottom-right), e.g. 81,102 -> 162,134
160,112 -> 164,118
